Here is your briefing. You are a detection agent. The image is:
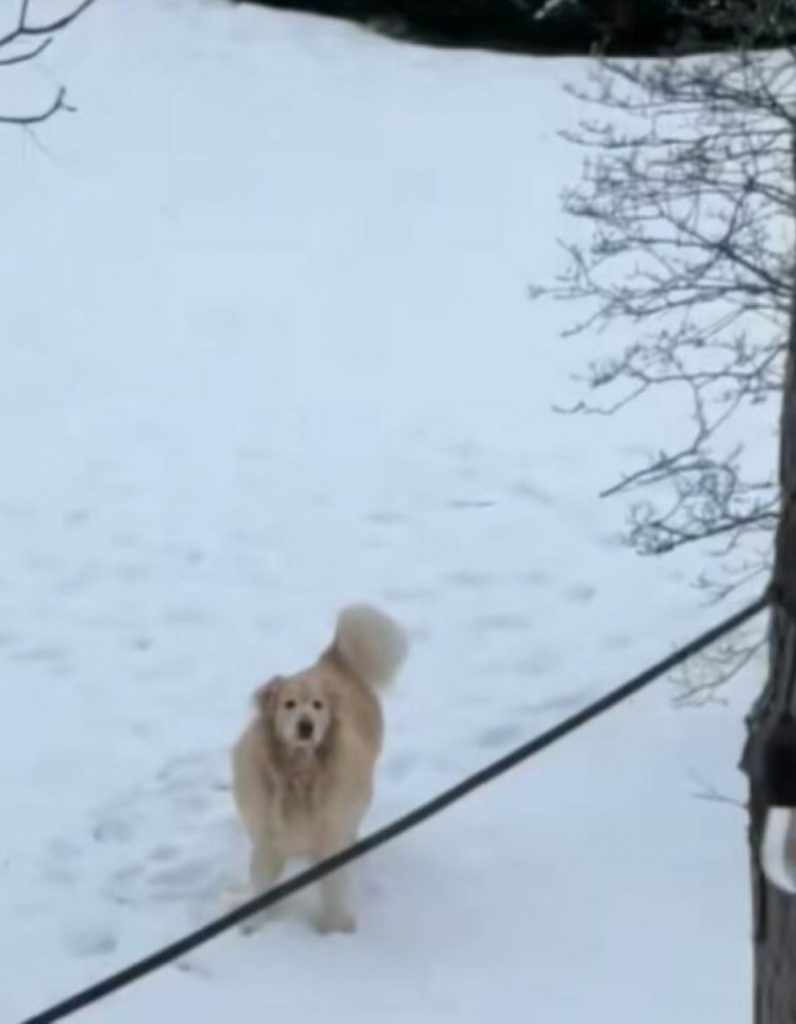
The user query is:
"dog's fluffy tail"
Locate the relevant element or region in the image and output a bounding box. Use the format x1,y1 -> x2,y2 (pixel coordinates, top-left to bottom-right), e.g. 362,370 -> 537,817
328,604 -> 408,691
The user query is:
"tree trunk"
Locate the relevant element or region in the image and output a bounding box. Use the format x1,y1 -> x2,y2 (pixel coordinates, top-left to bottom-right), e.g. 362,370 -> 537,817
743,134 -> 796,1024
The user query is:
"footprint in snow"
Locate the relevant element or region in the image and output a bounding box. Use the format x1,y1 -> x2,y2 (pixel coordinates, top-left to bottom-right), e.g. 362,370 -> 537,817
366,511 -> 406,527
563,584 -> 596,604
151,844 -> 180,863
155,752 -> 212,788
148,859 -> 212,894
10,645 -> 68,665
93,817 -> 135,844
476,722 -> 524,749
41,839 -> 81,885
472,613 -> 529,634
175,959 -> 212,978
509,481 -> 555,506
604,634 -> 631,651
104,863 -> 144,905
484,651 -> 558,677
162,607 -> 211,628
594,530 -> 625,550
446,498 -> 496,511
522,688 -> 593,716
382,751 -> 417,782
516,570 -> 551,588
474,692 -> 594,751
380,586 -> 437,605
445,570 -> 495,591
64,926 -> 118,958
451,440 -> 480,462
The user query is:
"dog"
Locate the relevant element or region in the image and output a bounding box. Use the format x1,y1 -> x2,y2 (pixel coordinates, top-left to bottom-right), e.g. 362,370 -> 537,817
232,604 -> 408,934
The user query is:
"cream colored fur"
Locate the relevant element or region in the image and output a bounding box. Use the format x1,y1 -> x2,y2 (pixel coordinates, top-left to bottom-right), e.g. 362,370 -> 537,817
232,604 -> 407,934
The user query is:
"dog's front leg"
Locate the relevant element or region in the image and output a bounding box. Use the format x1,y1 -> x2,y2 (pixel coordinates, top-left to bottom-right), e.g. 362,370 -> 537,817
316,832 -> 357,935
240,841 -> 286,935
250,842 -> 285,894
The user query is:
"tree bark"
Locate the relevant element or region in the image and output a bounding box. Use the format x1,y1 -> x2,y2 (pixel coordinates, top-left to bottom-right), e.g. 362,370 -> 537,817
743,133 -> 796,1024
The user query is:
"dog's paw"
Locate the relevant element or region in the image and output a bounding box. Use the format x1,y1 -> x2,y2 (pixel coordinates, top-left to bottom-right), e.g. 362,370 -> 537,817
317,911 -> 357,935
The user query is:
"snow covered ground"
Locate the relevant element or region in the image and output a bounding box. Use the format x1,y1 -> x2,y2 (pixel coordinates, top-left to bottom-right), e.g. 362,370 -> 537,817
0,1 -> 769,1021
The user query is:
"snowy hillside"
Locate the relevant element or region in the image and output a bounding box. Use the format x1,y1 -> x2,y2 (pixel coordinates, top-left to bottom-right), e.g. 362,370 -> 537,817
0,1 -> 764,1021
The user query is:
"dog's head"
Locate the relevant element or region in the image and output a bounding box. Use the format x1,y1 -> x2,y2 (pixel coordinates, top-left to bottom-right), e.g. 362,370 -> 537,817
256,671 -> 335,753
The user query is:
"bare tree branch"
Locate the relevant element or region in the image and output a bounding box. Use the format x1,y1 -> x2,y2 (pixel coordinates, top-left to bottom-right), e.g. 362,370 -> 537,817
0,36 -> 52,66
0,0 -> 99,49
0,85 -> 74,125
533,13 -> 796,691
0,0 -> 99,127
688,769 -> 746,808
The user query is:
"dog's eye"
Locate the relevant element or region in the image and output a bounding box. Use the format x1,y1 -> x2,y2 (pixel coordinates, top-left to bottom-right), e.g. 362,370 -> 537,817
312,700 -> 324,710
284,699 -> 296,710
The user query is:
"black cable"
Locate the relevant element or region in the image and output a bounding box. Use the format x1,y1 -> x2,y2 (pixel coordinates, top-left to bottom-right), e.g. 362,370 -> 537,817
20,589 -> 772,1024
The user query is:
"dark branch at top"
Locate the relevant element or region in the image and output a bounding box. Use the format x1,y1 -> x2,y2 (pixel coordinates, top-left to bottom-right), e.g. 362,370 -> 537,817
234,0 -> 796,57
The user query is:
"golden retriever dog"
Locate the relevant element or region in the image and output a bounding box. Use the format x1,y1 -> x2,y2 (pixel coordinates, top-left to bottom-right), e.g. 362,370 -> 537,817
232,604 -> 408,934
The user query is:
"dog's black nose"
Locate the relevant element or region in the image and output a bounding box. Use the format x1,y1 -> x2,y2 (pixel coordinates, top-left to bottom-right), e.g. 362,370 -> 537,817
297,718 -> 314,740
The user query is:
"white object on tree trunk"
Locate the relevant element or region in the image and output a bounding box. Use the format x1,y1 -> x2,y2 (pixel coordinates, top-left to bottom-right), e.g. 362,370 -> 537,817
761,807 -> 796,894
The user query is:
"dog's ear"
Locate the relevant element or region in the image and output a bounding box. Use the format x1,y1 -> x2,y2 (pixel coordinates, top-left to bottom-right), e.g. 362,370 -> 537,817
254,675 -> 283,719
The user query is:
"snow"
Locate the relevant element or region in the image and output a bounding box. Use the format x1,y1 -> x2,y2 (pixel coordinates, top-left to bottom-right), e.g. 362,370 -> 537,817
0,1 -> 765,1021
